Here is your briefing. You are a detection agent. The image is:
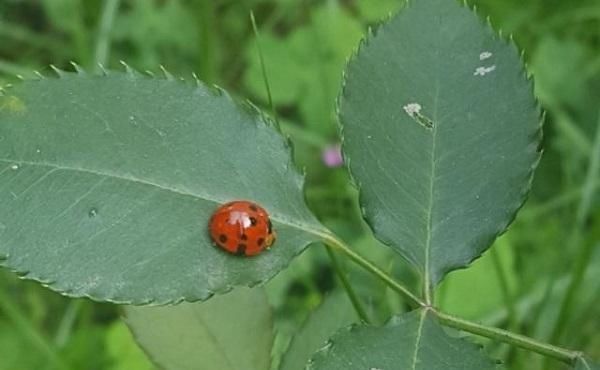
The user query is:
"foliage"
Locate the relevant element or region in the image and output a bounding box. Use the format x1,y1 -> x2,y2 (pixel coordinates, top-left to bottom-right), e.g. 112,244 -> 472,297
309,311 -> 501,370
339,0 -> 540,288
0,0 -> 599,369
0,70 -> 323,304
125,287 -> 273,370
279,292 -> 357,370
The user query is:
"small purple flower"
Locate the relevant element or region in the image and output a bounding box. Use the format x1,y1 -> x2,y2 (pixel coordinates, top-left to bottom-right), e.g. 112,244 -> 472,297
322,144 -> 344,168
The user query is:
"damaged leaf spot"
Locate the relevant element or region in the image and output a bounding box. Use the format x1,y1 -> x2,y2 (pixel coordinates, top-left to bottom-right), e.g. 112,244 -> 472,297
474,65 -> 496,76
403,102 -> 434,130
403,103 -> 422,116
479,51 -> 493,60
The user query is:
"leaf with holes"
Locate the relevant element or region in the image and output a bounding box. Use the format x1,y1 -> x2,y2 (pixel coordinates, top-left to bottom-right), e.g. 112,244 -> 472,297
308,310 -> 502,370
0,70 -> 326,304
339,0 -> 541,288
125,287 -> 273,370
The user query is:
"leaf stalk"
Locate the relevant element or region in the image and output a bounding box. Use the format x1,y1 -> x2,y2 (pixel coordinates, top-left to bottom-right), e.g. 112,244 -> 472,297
321,234 -> 425,309
319,233 -> 588,366
325,245 -> 372,324
433,309 -> 582,365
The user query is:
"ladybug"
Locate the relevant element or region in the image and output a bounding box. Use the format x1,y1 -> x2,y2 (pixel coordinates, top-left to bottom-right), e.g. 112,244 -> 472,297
209,200 -> 276,256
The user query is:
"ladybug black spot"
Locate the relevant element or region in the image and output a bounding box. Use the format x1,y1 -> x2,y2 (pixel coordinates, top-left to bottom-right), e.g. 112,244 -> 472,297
241,234 -> 248,241
236,244 -> 247,256
249,204 -> 258,212
219,234 -> 227,243
257,238 -> 264,247
249,217 -> 257,226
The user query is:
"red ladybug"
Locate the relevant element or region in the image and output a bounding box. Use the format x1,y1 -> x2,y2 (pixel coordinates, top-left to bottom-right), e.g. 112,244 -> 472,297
209,200 -> 276,256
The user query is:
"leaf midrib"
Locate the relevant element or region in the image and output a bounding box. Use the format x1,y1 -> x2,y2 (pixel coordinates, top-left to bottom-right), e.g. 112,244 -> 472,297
191,308 -> 237,370
423,82 -> 441,298
0,158 -> 325,236
410,310 -> 427,370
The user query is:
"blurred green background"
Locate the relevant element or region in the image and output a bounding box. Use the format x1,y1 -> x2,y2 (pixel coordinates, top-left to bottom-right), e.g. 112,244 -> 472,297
0,0 -> 599,369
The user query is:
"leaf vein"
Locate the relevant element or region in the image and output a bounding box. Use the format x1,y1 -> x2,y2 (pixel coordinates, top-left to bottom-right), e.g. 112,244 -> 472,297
423,82 -> 441,301
0,158 -> 323,235
191,308 -> 237,370
410,310 -> 427,370
54,177 -> 108,220
15,168 -> 59,199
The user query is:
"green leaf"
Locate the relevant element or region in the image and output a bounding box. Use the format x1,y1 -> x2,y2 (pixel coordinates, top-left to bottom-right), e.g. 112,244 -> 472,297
0,71 -> 326,304
576,358 -> 600,370
105,322 -> 155,370
280,292 -> 358,370
0,322 -> 45,370
112,1 -> 200,68
356,0 -> 402,22
245,4 -> 363,133
308,310 -> 501,370
437,235 -> 516,319
339,0 -> 541,286
125,287 -> 273,370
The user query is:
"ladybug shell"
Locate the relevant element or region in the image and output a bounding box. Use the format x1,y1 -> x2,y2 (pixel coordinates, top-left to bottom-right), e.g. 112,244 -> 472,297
209,201 -> 276,256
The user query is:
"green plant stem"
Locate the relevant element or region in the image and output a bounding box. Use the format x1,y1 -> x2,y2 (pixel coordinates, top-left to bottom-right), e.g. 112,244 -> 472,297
521,181 -> 600,220
490,245 -> 522,367
549,112 -> 600,345
71,1 -> 91,65
54,300 -> 84,348
490,246 -> 518,331
325,245 -> 371,324
553,108 -> 592,157
318,232 -> 588,364
94,0 -> 121,70
250,11 -> 279,128
0,288 -> 71,370
321,234 -> 425,308
433,310 -> 581,364
197,0 -> 217,83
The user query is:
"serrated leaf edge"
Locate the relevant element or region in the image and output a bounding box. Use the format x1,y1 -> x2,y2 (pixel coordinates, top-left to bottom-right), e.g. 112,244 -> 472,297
335,0 -> 544,286
0,66 -> 329,305
306,309 -> 503,370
